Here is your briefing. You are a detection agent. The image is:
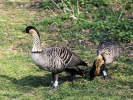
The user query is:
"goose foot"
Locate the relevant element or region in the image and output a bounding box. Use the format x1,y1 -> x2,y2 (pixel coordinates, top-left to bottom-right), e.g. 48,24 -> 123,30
103,76 -> 109,80
47,73 -> 59,93
104,76 -> 114,80
46,87 -> 57,93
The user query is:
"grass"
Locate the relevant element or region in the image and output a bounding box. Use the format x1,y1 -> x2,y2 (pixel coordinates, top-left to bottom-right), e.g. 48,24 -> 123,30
0,1 -> 133,100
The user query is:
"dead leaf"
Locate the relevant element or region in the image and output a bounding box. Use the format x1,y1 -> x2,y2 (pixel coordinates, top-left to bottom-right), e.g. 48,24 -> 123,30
93,7 -> 98,10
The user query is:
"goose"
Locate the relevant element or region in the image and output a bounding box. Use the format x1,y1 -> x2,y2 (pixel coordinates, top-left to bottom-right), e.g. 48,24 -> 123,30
22,26 -> 88,91
89,39 -> 122,80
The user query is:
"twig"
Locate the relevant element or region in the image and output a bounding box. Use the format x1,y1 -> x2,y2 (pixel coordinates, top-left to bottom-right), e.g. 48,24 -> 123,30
77,0 -> 79,15
69,15 -> 91,22
77,18 -> 92,22
51,22 -> 59,26
68,0 -> 74,14
61,0 -> 75,15
10,23 -> 26,24
0,20 -> 6,21
61,0 -> 69,13
50,0 -> 64,13
69,15 -> 78,20
118,12 -> 123,20
47,6 -> 55,14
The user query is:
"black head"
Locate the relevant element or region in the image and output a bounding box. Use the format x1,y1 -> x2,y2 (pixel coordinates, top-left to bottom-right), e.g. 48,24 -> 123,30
89,55 -> 104,80
89,60 -> 97,80
22,26 -> 40,38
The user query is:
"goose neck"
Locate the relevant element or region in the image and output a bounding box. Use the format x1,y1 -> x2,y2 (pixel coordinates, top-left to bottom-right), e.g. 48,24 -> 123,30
32,33 -> 42,52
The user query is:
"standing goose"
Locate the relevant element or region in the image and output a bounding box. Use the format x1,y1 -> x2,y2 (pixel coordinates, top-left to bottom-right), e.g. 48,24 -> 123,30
22,26 -> 88,91
89,39 -> 122,80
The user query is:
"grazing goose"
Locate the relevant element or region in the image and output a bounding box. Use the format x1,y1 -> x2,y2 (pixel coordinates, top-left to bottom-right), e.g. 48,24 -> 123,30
22,26 -> 88,91
89,39 -> 122,80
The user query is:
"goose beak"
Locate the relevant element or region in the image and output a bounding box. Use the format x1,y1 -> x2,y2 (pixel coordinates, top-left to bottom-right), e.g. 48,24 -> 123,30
22,29 -> 26,33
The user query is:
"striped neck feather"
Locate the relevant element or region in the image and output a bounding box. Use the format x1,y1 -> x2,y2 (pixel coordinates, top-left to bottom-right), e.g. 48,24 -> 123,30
94,55 -> 104,76
32,33 -> 42,52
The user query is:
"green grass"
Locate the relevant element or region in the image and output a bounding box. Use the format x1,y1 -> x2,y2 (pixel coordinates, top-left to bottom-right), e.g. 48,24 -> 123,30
0,1 -> 133,100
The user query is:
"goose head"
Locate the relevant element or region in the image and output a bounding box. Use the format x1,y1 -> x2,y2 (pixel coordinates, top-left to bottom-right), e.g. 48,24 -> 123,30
22,26 -> 40,38
89,55 -> 104,80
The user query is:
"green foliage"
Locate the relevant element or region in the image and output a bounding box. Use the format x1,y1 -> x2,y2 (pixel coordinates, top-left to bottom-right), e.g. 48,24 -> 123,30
39,17 -> 63,27
37,0 -> 55,9
32,14 -> 133,43
37,0 -> 88,9
36,0 -> 133,43
88,18 -> 133,42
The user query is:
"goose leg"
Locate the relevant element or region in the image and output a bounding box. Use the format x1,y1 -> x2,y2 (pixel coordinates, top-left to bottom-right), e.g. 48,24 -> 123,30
102,64 -> 108,80
52,73 -> 59,91
50,73 -> 54,87
46,73 -> 58,93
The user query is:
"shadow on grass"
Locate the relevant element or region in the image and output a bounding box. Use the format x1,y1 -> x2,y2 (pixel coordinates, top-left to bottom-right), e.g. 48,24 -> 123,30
0,74 -> 54,87
0,75 -> 48,87
0,74 -> 85,88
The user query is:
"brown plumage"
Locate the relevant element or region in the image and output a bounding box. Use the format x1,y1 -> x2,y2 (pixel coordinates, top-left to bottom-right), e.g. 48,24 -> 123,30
94,55 -> 104,76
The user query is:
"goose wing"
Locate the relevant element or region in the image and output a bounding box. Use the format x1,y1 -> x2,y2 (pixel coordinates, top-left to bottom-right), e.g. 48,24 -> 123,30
97,39 -> 121,55
43,47 -> 87,67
